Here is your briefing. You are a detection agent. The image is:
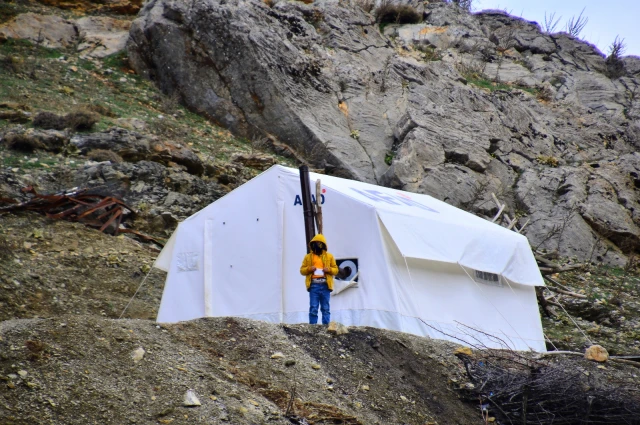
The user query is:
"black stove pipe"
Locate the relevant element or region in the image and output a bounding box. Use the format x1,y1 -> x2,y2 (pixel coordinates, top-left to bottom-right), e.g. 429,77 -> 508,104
299,165 -> 316,253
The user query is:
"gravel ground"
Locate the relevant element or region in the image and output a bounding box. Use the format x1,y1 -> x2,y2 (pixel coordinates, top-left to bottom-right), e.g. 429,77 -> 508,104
0,315 -> 483,425
0,213 -> 165,322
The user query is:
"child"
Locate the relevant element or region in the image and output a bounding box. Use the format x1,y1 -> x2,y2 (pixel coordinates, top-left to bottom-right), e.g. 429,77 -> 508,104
299,234 -> 338,324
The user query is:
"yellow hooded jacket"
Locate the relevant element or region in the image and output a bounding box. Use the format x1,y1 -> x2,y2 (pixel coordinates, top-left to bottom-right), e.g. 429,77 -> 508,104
299,234 -> 339,291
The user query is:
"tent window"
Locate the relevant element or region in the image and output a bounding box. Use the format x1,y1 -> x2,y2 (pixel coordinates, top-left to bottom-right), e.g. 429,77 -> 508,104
474,270 -> 502,287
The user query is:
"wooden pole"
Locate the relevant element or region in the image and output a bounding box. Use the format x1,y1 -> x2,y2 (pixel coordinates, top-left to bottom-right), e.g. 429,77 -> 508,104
299,166 -> 315,253
315,179 -> 323,234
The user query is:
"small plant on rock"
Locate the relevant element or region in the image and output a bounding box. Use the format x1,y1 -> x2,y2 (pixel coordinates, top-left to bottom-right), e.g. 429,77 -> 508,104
385,152 -> 394,166
450,0 -> 473,12
536,155 -> 559,167
350,129 -> 360,140
536,83 -> 555,102
605,36 -> 626,80
565,8 -> 588,38
543,11 -> 562,34
354,0 -> 375,14
416,45 -> 442,61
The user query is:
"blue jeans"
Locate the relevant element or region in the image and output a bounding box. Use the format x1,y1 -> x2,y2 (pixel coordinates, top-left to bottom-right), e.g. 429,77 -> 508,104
309,282 -> 331,324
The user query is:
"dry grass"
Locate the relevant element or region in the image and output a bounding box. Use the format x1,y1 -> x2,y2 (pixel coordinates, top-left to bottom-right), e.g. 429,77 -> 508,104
33,111 -> 66,130
86,103 -> 117,118
65,111 -> 99,131
33,110 -> 99,131
354,0 -> 375,13
4,133 -> 46,152
87,149 -> 123,163
375,2 -> 422,25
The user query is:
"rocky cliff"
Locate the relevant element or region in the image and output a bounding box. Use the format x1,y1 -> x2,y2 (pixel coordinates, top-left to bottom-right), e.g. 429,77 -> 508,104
128,0 -> 640,264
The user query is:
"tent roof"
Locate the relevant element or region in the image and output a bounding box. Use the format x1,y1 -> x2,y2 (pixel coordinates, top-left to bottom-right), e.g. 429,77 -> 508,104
155,165 -> 543,286
277,166 -> 541,286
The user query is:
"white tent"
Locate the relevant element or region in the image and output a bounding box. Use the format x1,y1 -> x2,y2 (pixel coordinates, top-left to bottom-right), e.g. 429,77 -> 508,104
155,165 -> 546,351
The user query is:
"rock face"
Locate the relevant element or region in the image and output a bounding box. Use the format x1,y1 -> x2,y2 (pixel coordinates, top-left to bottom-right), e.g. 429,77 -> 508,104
75,16 -> 132,58
128,0 -> 640,264
70,128 -> 204,175
0,13 -> 130,58
0,13 -> 77,48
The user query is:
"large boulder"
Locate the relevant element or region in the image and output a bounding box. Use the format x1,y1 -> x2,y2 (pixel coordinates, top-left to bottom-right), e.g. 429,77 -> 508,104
128,0 -> 398,182
128,0 -> 640,264
75,16 -> 132,58
0,13 -> 76,48
0,13 -> 131,58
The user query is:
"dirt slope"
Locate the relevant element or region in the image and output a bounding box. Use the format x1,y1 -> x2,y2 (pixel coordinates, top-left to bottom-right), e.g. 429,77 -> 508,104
0,213 -> 165,322
0,315 -> 482,425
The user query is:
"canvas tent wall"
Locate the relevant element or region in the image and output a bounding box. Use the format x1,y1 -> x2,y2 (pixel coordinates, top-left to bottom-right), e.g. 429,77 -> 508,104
155,165 -> 546,351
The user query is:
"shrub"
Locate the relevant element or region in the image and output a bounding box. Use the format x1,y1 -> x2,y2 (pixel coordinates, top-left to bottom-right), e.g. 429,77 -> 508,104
536,83 -> 555,102
456,59 -> 486,80
605,36 -> 626,79
354,0 -> 375,13
65,111 -> 99,131
87,149 -> 123,163
536,155 -> 559,167
0,55 -> 26,74
4,133 -> 45,152
375,3 -> 422,25
33,110 -> 99,131
416,45 -> 442,61
33,111 -> 66,130
87,103 -> 117,118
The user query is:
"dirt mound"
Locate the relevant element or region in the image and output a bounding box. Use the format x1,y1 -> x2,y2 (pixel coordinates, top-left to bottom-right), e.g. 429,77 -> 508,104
0,213 -> 165,322
0,315 -> 482,424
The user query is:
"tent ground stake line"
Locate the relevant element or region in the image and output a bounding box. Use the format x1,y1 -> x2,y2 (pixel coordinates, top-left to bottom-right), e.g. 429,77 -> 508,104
119,268 -> 153,319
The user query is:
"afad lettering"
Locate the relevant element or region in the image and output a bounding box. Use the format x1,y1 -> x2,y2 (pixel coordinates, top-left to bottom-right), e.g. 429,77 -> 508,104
294,194 -> 325,206
349,188 -> 439,213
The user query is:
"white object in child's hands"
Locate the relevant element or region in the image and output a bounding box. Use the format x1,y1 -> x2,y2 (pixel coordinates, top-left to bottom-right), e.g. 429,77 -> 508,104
313,269 -> 325,277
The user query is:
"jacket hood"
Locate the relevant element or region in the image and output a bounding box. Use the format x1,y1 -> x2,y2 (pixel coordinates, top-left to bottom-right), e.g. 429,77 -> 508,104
310,234 -> 328,250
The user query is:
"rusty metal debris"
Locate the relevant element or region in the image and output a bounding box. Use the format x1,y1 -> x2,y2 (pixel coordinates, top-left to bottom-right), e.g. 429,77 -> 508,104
0,186 -> 160,244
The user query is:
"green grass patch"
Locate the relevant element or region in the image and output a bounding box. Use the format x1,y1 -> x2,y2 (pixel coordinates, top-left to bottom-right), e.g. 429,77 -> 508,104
379,22 -> 391,34
466,76 -> 511,92
0,38 -> 62,59
463,74 -> 540,96
0,148 -> 61,171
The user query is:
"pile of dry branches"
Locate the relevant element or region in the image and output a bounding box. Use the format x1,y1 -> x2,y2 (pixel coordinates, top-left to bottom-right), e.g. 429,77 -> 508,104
455,349 -> 640,424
